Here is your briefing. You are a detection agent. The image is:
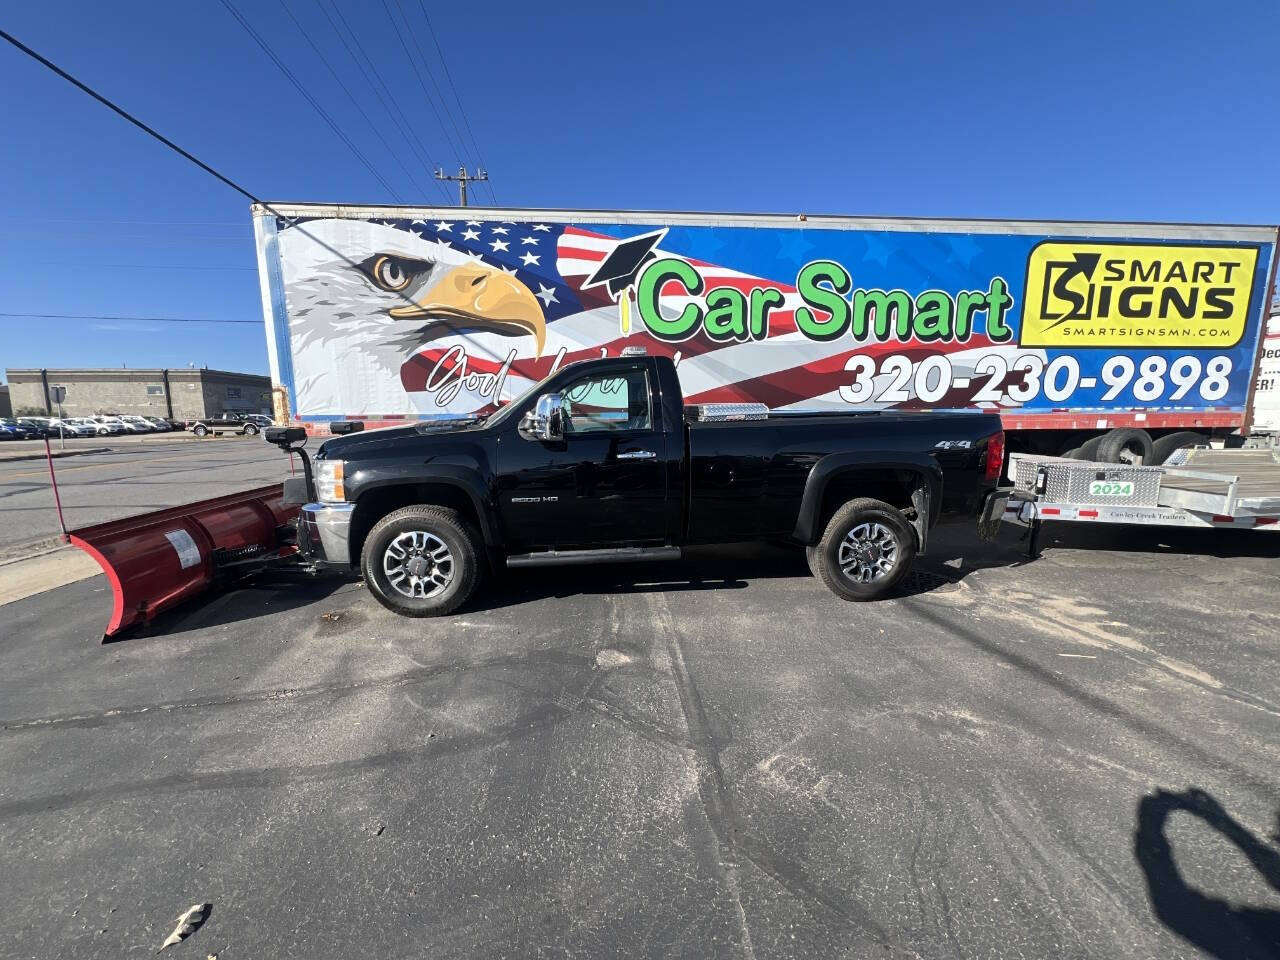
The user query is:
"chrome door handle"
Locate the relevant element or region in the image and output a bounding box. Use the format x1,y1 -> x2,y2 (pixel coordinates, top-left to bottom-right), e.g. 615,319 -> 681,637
617,450 -> 656,460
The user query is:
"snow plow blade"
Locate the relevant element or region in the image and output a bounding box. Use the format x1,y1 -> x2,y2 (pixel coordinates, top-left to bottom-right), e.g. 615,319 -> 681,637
69,484 -> 300,640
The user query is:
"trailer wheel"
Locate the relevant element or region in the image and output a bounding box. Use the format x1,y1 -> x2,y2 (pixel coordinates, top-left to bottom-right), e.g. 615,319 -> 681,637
807,498 -> 916,602
193,424 -> 208,437
1151,431 -> 1208,465
1096,428 -> 1153,465
361,505 -> 481,617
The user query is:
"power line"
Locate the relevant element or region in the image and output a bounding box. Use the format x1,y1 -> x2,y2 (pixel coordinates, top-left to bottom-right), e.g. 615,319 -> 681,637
0,28 -> 462,334
386,0 -> 471,168
0,312 -> 260,324
217,0 -> 406,202
0,28 -> 261,206
277,0 -> 435,199
19,261 -> 257,272
0,216 -> 249,226
414,0 -> 497,204
317,0 -> 453,204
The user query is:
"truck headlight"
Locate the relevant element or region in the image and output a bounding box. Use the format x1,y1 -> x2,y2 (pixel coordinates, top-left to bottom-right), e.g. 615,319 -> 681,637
315,460 -> 346,502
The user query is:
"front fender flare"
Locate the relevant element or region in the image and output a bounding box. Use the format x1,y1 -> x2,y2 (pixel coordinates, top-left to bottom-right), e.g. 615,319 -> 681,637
792,451 -> 943,550
347,464 -> 501,549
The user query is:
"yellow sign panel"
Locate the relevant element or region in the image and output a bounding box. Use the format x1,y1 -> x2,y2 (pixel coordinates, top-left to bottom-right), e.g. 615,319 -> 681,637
1020,241 -> 1257,348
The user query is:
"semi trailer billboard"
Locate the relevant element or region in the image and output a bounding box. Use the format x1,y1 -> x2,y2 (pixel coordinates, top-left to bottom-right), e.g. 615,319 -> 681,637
253,205 -> 1277,444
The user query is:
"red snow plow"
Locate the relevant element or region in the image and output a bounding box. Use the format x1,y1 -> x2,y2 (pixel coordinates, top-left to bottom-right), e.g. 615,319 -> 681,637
69,484 -> 300,640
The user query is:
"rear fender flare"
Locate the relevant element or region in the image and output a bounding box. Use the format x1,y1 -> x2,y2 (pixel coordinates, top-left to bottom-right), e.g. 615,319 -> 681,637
792,451 -> 943,551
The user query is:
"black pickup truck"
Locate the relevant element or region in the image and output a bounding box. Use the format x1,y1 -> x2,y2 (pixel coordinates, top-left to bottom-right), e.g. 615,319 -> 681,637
189,414 -> 265,437
271,354 -> 1004,615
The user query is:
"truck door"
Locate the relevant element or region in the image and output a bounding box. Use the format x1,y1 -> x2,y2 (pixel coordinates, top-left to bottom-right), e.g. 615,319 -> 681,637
497,363 -> 671,550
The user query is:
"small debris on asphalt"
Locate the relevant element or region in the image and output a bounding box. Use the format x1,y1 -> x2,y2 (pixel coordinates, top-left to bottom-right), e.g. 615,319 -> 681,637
159,902 -> 210,951
320,611 -> 344,623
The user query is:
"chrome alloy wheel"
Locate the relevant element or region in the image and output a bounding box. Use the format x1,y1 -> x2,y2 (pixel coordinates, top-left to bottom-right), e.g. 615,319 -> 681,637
383,531 -> 454,599
838,522 -> 898,583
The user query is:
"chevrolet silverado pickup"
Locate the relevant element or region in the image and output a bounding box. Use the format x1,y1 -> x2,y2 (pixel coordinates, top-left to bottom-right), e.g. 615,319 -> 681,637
274,354 -> 1005,615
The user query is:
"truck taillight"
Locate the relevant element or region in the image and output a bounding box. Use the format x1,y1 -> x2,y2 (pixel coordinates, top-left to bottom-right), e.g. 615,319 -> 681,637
984,431 -> 1005,483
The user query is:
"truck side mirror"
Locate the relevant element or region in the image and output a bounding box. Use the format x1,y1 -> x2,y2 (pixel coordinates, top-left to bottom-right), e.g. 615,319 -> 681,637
520,392 -> 565,442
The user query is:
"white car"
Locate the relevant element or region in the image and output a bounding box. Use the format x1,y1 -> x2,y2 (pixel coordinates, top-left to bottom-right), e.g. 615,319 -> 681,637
47,418 -> 97,437
88,416 -> 132,435
61,418 -> 102,436
120,415 -> 156,432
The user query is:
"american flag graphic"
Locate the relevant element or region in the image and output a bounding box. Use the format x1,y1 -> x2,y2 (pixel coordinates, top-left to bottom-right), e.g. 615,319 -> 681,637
283,216 -> 1027,416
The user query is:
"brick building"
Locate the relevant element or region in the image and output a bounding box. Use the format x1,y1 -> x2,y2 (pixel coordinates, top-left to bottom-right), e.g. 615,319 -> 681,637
4,368 -> 272,420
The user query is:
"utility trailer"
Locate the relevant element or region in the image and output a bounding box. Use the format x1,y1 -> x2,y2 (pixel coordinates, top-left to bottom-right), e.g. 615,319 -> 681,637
1001,446 -> 1280,554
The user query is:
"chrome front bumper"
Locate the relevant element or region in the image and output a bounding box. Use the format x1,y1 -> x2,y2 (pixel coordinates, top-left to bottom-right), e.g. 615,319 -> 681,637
298,502 -> 356,572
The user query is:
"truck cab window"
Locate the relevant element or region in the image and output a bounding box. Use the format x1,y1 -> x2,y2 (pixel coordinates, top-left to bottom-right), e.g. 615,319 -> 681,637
561,369 -> 650,434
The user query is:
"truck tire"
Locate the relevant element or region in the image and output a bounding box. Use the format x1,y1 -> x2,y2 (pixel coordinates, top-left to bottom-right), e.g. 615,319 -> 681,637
243,423 -> 259,436
361,505 -> 481,617
1096,428 -> 1153,465
193,424 -> 208,437
1074,435 -> 1105,462
806,498 -> 916,602
1151,431 -> 1208,465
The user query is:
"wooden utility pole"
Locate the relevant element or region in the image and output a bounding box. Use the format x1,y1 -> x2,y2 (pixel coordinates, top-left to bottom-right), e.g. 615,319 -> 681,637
434,165 -> 488,206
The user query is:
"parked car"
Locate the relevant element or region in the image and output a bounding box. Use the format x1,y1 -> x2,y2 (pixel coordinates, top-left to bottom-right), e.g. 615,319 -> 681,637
61,418 -> 103,436
142,416 -> 172,432
282,353 -> 1005,616
17,417 -> 58,438
244,414 -> 274,427
0,418 -> 39,440
189,414 -> 262,437
119,415 -> 157,432
49,418 -> 98,437
87,416 -> 128,435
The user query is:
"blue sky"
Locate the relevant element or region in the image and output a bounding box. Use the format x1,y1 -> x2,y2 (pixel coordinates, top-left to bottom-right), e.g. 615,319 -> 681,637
2,1 -> 1278,381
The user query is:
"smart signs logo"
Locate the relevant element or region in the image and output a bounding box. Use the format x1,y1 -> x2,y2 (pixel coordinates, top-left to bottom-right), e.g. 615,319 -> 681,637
1020,241 -> 1257,347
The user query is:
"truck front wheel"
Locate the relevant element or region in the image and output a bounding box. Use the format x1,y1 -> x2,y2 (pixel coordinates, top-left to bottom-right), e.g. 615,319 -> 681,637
361,505 -> 481,617
807,498 -> 916,601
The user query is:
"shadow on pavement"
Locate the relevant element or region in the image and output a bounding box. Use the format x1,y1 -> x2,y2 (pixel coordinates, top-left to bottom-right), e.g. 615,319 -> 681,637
105,571 -> 350,643
466,535 -> 1006,612
1031,522 -> 1280,561
1134,787 -> 1280,959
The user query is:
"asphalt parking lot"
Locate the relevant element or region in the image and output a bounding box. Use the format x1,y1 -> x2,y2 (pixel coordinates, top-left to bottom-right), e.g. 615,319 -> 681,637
0,436 -> 286,554
2,518 -> 1278,959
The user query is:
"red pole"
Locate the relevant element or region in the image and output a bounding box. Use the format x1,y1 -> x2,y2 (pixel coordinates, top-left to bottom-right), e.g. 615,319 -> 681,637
44,436 -> 69,542
289,452 -> 296,475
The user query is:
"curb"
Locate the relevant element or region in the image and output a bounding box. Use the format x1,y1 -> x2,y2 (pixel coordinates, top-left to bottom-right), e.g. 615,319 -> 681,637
0,446 -> 111,464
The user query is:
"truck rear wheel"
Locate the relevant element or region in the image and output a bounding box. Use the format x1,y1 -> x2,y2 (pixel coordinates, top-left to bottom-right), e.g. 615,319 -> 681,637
193,424 -> 208,437
807,498 -> 916,602
361,505 -> 481,617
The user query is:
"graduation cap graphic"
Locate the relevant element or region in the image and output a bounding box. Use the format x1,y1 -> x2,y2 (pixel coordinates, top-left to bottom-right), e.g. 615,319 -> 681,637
580,228 -> 668,334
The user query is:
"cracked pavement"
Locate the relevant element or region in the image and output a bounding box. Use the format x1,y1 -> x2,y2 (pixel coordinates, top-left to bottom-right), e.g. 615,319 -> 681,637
2,524 -> 1279,958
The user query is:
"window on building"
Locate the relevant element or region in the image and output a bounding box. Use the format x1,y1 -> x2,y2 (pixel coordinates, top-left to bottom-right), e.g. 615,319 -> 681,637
226,386 -> 242,399
146,384 -> 164,396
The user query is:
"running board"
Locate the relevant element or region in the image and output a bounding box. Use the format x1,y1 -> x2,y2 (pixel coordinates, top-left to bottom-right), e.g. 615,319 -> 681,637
506,546 -> 681,568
